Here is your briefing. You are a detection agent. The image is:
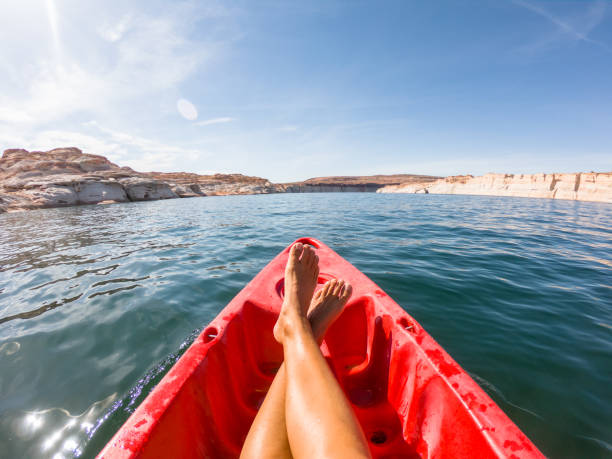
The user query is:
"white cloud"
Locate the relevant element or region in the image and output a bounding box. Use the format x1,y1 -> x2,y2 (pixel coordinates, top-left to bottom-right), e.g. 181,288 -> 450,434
514,0 -> 610,52
0,3 -> 217,128
0,1 -> 237,172
0,129 -> 124,162
194,117 -> 235,126
0,120 -> 208,173
98,14 -> 132,42
0,107 -> 34,124
84,121 -> 206,170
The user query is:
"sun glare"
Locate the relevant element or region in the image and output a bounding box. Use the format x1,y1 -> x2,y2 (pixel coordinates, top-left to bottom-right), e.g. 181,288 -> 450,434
44,0 -> 61,60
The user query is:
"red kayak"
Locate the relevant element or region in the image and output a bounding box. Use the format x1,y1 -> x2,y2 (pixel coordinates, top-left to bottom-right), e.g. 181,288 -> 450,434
99,238 -> 543,458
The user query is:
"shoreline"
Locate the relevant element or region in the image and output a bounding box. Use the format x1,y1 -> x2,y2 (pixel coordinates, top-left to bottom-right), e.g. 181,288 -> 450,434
1,147 -> 610,212
377,173 -> 612,204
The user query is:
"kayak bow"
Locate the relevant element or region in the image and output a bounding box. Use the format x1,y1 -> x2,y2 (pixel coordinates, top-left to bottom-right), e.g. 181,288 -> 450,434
99,238 -> 543,458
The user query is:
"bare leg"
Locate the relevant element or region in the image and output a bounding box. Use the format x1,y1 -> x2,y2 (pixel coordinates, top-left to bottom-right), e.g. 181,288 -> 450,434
274,243 -> 371,459
240,278 -> 352,458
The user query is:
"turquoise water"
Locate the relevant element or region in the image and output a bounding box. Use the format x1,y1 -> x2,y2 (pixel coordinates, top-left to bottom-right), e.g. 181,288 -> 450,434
0,193 -> 611,458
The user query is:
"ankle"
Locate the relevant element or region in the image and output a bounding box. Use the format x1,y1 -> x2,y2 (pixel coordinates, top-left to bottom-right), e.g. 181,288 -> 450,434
276,308 -> 311,342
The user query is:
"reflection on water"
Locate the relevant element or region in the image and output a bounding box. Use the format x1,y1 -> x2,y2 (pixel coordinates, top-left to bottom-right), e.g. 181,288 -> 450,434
0,194 -> 611,458
0,294 -> 83,325
0,341 -> 20,355
15,393 -> 117,458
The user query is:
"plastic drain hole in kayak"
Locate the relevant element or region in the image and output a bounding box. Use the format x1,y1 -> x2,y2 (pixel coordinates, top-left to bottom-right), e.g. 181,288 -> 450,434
398,317 -> 414,332
203,327 -> 218,343
370,431 -> 387,444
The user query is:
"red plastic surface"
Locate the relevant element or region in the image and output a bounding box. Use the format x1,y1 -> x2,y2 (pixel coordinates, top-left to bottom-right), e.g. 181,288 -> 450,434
98,238 -> 544,459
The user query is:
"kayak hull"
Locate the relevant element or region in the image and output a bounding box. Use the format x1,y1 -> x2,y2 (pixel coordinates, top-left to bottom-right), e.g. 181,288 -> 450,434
99,238 -> 543,458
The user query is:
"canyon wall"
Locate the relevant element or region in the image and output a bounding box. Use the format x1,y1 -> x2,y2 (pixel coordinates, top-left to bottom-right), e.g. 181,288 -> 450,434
281,174 -> 441,193
282,184 -> 382,193
0,149 -> 441,212
378,173 -> 612,204
148,171 -> 279,196
2,147 -> 610,212
0,148 -> 278,212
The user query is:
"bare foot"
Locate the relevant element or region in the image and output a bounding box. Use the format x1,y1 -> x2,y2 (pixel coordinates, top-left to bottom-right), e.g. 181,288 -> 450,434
273,243 -> 319,343
308,279 -> 353,344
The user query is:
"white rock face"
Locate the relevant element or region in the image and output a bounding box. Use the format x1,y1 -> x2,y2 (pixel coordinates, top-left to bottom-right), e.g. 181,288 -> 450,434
75,181 -> 129,204
381,184 -> 429,194
22,186 -> 78,207
170,184 -> 203,198
378,172 -> 612,204
0,147 -> 283,211
0,148 -> 183,211
119,177 -> 178,201
3,147 -> 610,211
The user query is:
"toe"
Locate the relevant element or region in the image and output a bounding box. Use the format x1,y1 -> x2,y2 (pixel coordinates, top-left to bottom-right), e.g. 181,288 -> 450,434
333,280 -> 345,296
340,283 -> 353,302
307,249 -> 318,271
301,245 -> 312,263
325,279 -> 336,295
289,243 -> 303,262
312,254 -> 319,269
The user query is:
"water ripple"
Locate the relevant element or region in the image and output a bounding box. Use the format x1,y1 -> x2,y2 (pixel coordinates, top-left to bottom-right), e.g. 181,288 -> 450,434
0,194 -> 611,458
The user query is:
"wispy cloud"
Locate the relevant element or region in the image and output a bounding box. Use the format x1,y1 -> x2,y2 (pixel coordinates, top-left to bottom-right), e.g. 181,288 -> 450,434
0,1 -> 239,172
0,119 -> 210,175
513,0 -> 610,51
97,14 -> 132,43
84,121 -> 201,160
194,117 -> 235,126
0,2 -> 227,127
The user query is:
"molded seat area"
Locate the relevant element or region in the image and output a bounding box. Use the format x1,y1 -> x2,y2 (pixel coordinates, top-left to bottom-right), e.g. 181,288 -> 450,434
99,239 -> 541,459
136,298 -> 495,458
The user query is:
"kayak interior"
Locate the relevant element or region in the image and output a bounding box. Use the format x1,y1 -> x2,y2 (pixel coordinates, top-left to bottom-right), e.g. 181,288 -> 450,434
98,237 -> 541,458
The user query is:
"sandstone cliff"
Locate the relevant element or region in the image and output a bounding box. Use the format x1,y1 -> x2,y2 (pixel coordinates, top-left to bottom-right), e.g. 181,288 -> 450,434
148,171 -> 278,196
2,147 -> 610,212
0,148 -> 277,212
0,148 -> 443,212
281,174 -> 440,193
378,173 -> 612,204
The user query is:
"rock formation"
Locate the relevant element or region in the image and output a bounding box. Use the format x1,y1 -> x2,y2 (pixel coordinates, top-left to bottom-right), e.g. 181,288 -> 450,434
281,174 -> 441,193
0,148 -> 277,212
148,172 -> 279,196
1,147 -> 610,212
378,172 -> 612,204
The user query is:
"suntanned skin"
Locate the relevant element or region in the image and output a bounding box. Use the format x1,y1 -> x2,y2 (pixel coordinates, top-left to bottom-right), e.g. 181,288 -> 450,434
241,276 -> 353,458
240,243 -> 371,459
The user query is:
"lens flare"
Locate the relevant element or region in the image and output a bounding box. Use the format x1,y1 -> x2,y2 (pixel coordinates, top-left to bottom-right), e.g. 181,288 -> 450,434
176,98 -> 198,121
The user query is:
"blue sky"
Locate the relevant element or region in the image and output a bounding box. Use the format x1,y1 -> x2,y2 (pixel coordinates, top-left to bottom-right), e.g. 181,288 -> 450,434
0,0 -> 610,182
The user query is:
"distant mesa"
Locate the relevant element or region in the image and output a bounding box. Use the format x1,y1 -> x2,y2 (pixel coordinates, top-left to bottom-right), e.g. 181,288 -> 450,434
0,147 -> 610,212
281,174 -> 441,193
377,172 -> 612,204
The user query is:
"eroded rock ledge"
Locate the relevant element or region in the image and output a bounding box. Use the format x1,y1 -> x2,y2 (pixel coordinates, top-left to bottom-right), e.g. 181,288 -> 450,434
0,148 -> 444,212
377,173 -> 612,204
2,147 -> 610,212
0,147 -> 277,212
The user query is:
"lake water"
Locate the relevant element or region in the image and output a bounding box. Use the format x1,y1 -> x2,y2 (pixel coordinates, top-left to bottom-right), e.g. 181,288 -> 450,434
0,193 -> 611,458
